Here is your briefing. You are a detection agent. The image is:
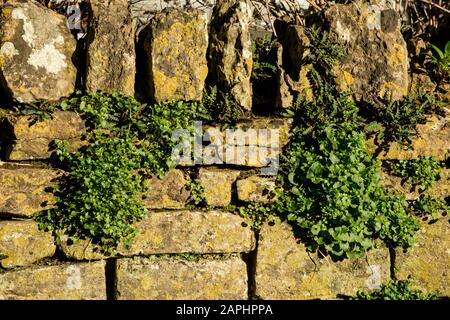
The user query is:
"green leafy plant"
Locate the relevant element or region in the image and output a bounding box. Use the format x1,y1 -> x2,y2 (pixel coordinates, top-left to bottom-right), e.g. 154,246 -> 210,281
187,179 -> 207,208
59,90 -> 142,130
251,36 -> 278,112
304,27 -> 346,78
252,36 -> 278,81
239,202 -> 280,229
275,126 -> 418,259
241,28 -> 419,259
387,156 -> 443,191
12,100 -> 56,123
201,86 -> 241,126
37,91 -> 210,253
428,41 -> 450,82
353,277 -> 440,300
410,195 -> 449,220
60,90 -> 209,177
36,135 -> 149,253
0,253 -> 8,261
366,92 -> 442,148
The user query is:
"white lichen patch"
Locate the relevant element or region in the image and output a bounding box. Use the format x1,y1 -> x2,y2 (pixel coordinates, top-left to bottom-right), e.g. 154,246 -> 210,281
0,42 -> 19,58
13,6 -> 68,75
27,43 -> 68,74
366,5 -> 382,31
27,34 -> 67,75
335,20 -> 351,43
12,7 -> 36,44
66,265 -> 82,290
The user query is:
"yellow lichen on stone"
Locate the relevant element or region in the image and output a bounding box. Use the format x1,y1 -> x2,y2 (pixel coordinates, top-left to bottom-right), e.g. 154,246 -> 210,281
116,256 -> 248,300
236,176 -> 277,203
198,168 -> 241,207
376,113 -> 450,161
60,210 -> 255,260
389,43 -> 407,66
0,220 -> 56,269
395,218 -> 449,296
255,222 -> 391,299
0,261 -> 106,299
379,81 -> 408,99
0,167 -> 61,217
147,9 -> 208,102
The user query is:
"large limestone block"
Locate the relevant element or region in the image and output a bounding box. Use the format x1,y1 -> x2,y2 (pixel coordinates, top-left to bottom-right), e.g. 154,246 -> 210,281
1,111 -> 86,160
143,8 -> 209,102
86,0 -> 136,96
0,219 -> 56,269
326,0 -> 409,104
255,222 -> 391,299
209,0 -> 253,111
60,210 -> 256,260
116,256 -> 248,299
0,261 -> 107,300
395,218 -> 449,296
0,165 -> 61,218
0,0 -> 77,103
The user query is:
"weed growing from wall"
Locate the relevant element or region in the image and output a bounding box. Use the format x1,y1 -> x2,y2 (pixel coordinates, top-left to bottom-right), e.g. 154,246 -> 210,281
384,157 -> 448,219
251,36 -> 278,113
201,86 -> 241,126
36,91 -> 210,253
186,179 -> 207,209
37,135 -> 148,253
411,195 -> 449,221
364,90 -> 445,149
239,26 -> 420,259
386,156 -> 443,192
427,40 -> 450,83
353,277 -> 441,300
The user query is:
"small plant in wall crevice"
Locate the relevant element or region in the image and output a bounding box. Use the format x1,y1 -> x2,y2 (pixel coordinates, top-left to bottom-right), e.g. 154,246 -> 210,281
352,277 -> 441,300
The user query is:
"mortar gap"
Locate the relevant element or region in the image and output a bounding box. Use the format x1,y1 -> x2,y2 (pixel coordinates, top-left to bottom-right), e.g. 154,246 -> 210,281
105,258 -> 118,300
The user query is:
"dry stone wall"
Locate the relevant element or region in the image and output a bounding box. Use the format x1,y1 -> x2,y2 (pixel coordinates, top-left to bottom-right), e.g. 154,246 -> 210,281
0,0 -> 448,300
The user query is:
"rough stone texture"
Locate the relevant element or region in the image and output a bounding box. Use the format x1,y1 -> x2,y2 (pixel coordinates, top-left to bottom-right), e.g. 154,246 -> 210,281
325,0 -> 409,104
410,73 -> 436,94
86,0 -> 136,96
124,210 -> 256,255
143,8 -> 209,102
255,222 -> 391,299
236,175 -> 277,203
395,218 -> 449,296
61,210 -> 255,260
276,24 -> 313,109
1,111 -> 86,160
0,219 -> 56,269
143,170 -> 190,209
0,261 -> 106,300
381,168 -> 450,200
0,165 -> 61,217
209,0 -> 253,111
198,168 -> 240,207
0,0 -> 77,103
375,113 -> 450,161
117,256 -> 248,299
